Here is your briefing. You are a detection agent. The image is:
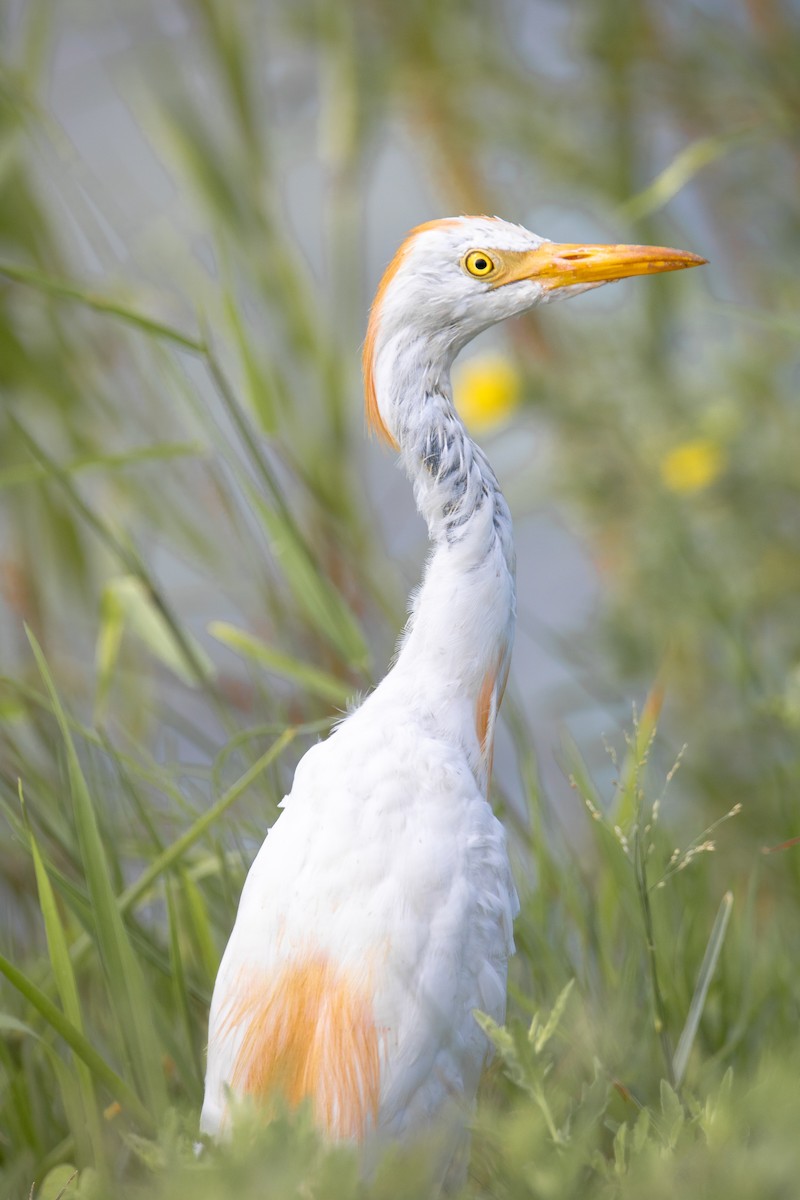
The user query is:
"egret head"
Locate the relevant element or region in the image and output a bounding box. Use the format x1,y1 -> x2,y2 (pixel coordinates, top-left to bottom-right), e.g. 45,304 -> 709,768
364,215 -> 705,447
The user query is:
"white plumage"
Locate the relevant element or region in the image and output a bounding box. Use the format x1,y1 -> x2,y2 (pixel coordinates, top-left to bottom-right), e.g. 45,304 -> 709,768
201,216 -> 703,1183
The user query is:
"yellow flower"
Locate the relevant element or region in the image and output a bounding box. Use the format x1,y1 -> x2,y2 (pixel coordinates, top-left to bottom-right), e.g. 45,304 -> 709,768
660,438 -> 725,494
453,353 -> 521,434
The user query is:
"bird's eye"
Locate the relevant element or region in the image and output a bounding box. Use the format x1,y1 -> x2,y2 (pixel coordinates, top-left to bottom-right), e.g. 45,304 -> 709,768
464,251 -> 495,278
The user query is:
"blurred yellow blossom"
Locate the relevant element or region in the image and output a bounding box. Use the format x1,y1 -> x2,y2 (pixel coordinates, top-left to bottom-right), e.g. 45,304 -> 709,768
453,352 -> 521,433
660,438 -> 725,494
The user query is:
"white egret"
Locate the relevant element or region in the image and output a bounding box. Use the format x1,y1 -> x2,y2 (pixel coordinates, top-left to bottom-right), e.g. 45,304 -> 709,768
201,216 -> 704,1183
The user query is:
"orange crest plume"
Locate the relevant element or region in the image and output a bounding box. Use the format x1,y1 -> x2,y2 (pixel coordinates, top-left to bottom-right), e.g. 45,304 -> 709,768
217,954 -> 380,1140
363,219 -> 462,449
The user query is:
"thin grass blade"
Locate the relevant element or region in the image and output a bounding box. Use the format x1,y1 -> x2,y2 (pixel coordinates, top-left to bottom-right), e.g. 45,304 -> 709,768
165,876 -> 204,1096
209,620 -> 353,706
24,793 -> 106,1166
673,891 -> 734,1088
0,442 -> 203,490
98,574 -> 215,692
0,948 -> 153,1131
0,261 -> 204,351
179,870 -> 219,987
26,627 -> 168,1119
116,728 -> 295,917
250,489 -> 369,669
620,133 -> 744,222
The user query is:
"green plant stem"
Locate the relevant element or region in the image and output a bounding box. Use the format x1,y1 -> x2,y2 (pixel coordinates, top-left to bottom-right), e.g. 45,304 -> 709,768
634,826 -> 675,1087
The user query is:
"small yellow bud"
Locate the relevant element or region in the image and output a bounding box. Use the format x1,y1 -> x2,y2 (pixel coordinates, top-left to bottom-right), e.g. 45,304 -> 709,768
453,353 -> 521,434
660,438 -> 725,494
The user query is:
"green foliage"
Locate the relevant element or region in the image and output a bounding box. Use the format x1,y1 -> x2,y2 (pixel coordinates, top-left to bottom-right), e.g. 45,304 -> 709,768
2,1 -> 800,1197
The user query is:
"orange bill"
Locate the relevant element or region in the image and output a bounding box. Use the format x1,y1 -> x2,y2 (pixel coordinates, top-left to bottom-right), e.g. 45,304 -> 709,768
496,242 -> 707,291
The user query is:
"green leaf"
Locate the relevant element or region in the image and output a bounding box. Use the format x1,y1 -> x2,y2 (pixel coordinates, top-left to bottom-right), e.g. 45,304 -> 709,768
702,1067 -> 734,1148
659,1079 -> 685,1147
47,730 -> 294,995
27,627 -> 168,1120
473,1010 -> 519,1067
0,687 -> 26,721
13,421 -> 215,695
0,442 -> 204,490
632,1106 -> 651,1153
0,946 -> 153,1131
222,285 -> 281,433
0,260 -> 204,351
115,729 -> 295,917
0,1013 -> 38,1038
179,870 -> 219,986
118,1128 -> 169,1171
613,1119 -> 628,1174
97,575 -> 215,697
37,1164 -> 79,1200
25,789 -> 105,1165
209,620 -> 353,706
619,132 -> 746,222
94,586 -> 125,720
530,979 -> 574,1055
165,877 -> 203,1095
673,891 -> 734,1088
247,487 -> 370,670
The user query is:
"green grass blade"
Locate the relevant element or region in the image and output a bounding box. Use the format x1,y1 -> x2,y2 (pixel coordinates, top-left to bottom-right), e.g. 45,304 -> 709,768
673,891 -> 734,1088
24,791 -> 106,1167
0,442 -> 204,490
201,347 -> 371,670
179,871 -> 219,987
26,627 -> 169,1119
24,730 -> 295,996
0,1017 -> 47,1157
221,285 -> 281,434
247,486 -> 370,669
0,261 -> 204,351
0,949 -> 154,1131
165,877 -> 204,1096
94,582 -> 126,723
619,132 -> 745,222
530,979 -> 575,1054
99,575 -> 216,690
12,420 -> 218,697
209,620 -> 353,706
115,728 -> 295,917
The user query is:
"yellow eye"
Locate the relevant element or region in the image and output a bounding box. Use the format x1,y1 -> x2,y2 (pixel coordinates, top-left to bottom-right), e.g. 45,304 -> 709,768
464,250 -> 495,278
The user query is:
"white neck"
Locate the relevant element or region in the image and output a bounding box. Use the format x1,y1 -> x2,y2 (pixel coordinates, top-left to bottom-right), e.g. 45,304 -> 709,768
375,332 -> 517,790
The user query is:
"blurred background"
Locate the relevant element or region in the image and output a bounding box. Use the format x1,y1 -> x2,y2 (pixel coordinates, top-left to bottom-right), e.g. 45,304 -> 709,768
2,1 -> 800,1196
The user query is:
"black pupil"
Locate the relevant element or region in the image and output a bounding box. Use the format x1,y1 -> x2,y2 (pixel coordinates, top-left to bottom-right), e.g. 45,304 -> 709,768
474,258 -> 488,271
